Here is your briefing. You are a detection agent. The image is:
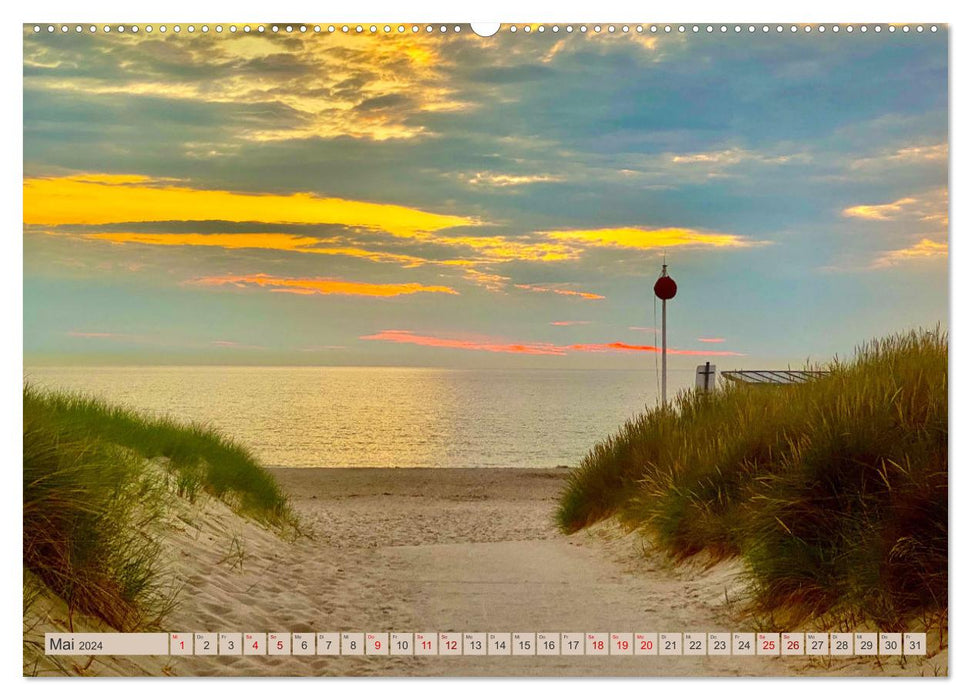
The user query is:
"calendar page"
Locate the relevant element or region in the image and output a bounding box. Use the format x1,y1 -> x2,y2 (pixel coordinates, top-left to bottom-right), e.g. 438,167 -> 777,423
22,15 -> 949,679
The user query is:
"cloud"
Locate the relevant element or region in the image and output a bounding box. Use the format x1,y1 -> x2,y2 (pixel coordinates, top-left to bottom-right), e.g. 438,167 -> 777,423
843,196 -> 919,221
25,31 -> 468,142
361,330 -> 743,356
540,226 -> 761,251
210,340 -> 266,349
463,171 -> 564,188
697,337 -> 726,343
840,189 -> 948,269
23,173 -> 477,236
850,142 -> 948,170
872,238 -> 948,268
189,273 -> 459,297
66,331 -> 130,339
550,320 -> 590,326
629,326 -> 658,332
843,188 -> 948,226
83,231 -> 429,266
515,283 -> 605,300
669,148 -> 806,167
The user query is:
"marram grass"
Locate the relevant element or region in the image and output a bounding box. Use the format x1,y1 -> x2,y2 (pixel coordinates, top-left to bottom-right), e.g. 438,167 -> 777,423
557,329 -> 947,629
23,385 -> 297,630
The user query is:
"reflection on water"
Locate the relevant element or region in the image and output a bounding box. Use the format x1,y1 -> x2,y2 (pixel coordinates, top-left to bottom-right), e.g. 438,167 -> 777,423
24,366 -> 693,468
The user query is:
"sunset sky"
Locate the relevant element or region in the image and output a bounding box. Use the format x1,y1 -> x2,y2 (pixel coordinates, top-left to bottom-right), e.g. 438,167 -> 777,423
23,25 -> 948,368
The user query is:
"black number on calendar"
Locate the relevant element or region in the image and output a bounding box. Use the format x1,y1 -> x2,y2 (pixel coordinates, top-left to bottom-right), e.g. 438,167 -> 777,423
713,640 -> 726,650
689,640 -> 702,650
738,640 -> 751,650
203,640 -> 211,650
567,640 -> 579,650
494,640 -> 507,650
469,640 -> 482,650
860,640 -> 873,650
811,640 -> 822,650
543,641 -> 555,650
664,640 -> 675,650
885,640 -> 898,650
301,641 -> 308,650
836,640 -> 848,650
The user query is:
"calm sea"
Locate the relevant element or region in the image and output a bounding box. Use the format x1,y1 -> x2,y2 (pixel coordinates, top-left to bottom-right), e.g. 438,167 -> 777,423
24,366 -> 694,469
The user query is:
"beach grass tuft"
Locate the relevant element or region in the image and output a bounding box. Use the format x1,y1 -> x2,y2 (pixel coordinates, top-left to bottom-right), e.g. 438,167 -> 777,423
557,328 -> 947,629
23,385 -> 297,630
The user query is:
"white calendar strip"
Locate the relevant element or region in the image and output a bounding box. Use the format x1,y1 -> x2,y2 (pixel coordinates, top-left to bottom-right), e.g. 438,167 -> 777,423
45,632 -> 928,657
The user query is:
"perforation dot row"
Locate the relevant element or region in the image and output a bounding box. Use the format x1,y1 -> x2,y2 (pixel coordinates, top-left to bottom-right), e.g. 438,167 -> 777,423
30,24 -> 940,35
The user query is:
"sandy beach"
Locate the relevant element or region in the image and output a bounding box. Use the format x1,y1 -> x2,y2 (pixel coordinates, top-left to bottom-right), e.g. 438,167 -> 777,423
26,468 -> 947,677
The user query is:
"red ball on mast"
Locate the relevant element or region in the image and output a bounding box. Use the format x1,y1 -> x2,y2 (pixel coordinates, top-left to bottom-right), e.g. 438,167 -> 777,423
654,265 -> 677,300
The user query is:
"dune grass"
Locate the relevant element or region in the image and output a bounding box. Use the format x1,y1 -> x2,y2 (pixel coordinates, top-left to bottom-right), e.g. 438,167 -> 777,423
557,329 -> 947,629
23,385 -> 296,630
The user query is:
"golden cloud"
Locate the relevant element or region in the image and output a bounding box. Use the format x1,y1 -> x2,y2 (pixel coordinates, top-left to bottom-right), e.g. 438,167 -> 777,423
843,197 -> 919,221
190,273 -> 459,297
540,226 -> 758,250
872,238 -> 948,268
23,174 -> 476,236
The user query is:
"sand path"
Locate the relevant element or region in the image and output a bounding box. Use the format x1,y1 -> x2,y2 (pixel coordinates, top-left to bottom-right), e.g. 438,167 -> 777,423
159,468 -> 942,677
30,468 -> 944,676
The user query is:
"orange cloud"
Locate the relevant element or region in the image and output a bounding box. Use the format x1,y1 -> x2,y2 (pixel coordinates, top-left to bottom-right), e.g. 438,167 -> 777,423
566,342 -> 742,356
515,283 -> 605,300
540,226 -> 758,251
191,273 -> 458,298
362,330 -> 743,356
23,174 -> 476,236
698,337 -> 726,343
550,321 -> 591,326
360,330 -> 565,355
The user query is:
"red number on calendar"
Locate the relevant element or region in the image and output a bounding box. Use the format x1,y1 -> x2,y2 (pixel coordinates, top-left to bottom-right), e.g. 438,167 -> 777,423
374,640 -> 382,650
762,640 -> 775,650
446,641 -> 457,651
593,641 -> 604,651
617,640 -> 629,651
253,641 -> 259,650
422,640 -> 432,650
787,641 -> 799,651
277,640 -> 284,650
640,640 -> 653,651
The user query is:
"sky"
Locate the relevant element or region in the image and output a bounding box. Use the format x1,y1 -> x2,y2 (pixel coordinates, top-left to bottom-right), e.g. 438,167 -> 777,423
22,24 -> 949,369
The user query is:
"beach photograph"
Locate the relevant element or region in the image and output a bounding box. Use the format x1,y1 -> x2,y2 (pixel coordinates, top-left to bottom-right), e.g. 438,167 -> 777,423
21,20 -> 948,678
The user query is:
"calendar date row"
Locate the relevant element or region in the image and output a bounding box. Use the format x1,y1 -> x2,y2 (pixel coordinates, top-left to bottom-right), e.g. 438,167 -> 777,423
46,631 -> 928,657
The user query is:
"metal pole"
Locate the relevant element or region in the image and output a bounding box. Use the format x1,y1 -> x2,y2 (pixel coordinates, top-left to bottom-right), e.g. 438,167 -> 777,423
661,298 -> 667,406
